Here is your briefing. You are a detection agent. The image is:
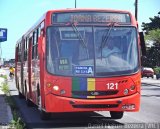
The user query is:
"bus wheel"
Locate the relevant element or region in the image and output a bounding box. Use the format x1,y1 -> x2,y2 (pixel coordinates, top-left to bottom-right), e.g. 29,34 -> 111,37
110,111 -> 124,119
18,91 -> 24,99
40,110 -> 51,120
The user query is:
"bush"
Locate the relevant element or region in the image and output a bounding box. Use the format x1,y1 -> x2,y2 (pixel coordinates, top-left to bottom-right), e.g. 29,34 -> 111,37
153,67 -> 160,74
1,82 -> 10,95
0,75 -> 7,80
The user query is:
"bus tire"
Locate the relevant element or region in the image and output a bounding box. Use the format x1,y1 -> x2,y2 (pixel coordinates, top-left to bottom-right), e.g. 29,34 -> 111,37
40,110 -> 51,120
110,111 -> 124,119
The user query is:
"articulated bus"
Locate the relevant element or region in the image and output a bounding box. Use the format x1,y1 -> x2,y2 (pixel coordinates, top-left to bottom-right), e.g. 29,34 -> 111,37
15,9 -> 141,120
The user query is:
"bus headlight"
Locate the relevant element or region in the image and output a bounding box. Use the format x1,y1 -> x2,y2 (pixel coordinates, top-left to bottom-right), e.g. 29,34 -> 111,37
53,86 -> 59,91
130,85 -> 135,91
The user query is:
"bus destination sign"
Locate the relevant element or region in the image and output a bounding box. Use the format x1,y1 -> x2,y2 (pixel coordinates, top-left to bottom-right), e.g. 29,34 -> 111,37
52,12 -> 131,23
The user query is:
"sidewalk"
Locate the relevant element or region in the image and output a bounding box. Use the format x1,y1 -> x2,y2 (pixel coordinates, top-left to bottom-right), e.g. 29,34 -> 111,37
0,74 -> 13,127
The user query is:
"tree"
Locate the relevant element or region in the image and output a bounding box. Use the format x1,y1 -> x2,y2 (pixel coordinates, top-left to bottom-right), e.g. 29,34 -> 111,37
146,46 -> 160,67
142,11 -> 160,34
145,29 -> 160,46
141,11 -> 160,67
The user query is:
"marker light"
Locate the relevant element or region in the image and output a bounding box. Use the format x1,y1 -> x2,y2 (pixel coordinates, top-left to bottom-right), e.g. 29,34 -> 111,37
60,90 -> 66,95
53,86 -> 59,91
124,89 -> 129,95
46,82 -> 52,87
130,85 -> 135,91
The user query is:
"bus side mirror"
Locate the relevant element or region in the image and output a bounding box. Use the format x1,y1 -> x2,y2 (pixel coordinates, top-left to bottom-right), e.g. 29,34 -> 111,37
139,32 -> 146,56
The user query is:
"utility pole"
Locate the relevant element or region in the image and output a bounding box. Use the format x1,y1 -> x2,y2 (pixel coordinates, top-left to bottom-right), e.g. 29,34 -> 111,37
135,0 -> 138,21
75,0 -> 77,8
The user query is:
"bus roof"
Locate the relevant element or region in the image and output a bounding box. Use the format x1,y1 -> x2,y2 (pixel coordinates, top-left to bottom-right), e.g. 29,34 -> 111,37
47,8 -> 132,14
18,8 -> 135,43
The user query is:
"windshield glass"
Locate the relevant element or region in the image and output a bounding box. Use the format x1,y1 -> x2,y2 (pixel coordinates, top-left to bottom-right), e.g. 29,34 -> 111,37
46,26 -> 139,77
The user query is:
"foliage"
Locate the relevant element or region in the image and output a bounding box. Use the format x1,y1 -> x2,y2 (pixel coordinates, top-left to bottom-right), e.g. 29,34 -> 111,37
0,81 -> 26,129
6,95 -> 25,129
145,29 -> 160,46
9,111 -> 25,129
1,82 -> 10,95
0,75 -> 7,80
141,11 -> 160,67
141,46 -> 160,67
153,67 -> 160,74
142,11 -> 160,46
142,11 -> 160,33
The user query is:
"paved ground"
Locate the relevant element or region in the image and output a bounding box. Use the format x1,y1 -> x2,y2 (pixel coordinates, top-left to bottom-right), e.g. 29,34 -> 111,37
0,95 -> 12,125
141,76 -> 160,86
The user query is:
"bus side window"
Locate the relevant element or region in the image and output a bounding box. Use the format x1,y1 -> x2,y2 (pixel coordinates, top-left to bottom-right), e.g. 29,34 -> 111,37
32,29 -> 39,59
16,44 -> 19,62
24,37 -> 28,61
32,31 -> 36,59
32,33 -> 35,59
23,39 -> 26,61
18,43 -> 21,62
35,28 -> 39,59
15,46 -> 18,62
38,26 -> 41,38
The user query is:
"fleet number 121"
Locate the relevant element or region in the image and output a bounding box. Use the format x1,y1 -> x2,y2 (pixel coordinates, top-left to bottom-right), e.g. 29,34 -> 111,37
106,83 -> 118,90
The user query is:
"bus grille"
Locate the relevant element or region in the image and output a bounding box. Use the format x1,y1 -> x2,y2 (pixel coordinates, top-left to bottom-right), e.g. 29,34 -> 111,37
72,90 -> 118,96
72,104 -> 119,108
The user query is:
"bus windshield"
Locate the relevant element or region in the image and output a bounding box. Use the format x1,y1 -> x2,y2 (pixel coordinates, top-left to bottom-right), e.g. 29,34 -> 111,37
46,25 -> 139,77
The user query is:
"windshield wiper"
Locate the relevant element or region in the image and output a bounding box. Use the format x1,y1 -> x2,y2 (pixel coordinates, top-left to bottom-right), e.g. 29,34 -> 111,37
71,23 -> 87,48
99,22 -> 116,58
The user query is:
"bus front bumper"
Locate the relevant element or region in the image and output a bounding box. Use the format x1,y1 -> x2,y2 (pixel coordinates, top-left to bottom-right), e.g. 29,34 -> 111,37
45,92 -> 140,113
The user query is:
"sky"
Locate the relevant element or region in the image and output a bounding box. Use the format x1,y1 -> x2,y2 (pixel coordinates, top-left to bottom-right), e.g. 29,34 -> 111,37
0,0 -> 159,60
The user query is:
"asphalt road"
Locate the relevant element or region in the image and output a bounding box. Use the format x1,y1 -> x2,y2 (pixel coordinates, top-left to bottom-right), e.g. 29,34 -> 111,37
7,75 -> 160,129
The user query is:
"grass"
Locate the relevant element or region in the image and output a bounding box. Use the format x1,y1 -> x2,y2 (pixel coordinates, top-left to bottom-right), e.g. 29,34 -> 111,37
0,75 -> 8,80
1,82 -> 10,95
0,76 -> 26,129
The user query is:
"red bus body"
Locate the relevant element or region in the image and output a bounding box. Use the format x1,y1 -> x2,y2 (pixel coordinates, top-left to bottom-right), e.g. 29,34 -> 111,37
15,9 -> 141,119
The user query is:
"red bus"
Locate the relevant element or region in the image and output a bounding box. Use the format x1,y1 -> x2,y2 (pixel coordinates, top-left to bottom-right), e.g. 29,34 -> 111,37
15,9 -> 141,120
